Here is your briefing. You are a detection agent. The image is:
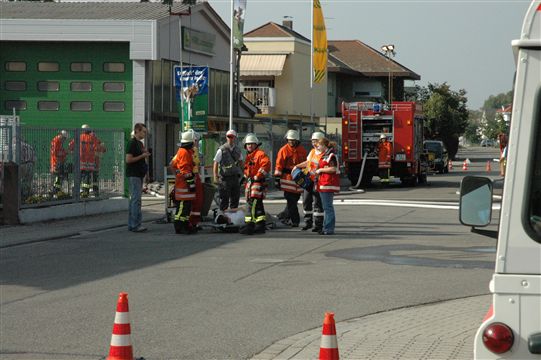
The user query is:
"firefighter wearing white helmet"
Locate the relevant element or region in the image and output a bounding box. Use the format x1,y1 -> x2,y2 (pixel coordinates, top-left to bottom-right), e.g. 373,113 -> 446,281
213,129 -> 244,211
378,133 -> 393,181
170,130 -> 198,234
240,133 -> 271,235
50,129 -> 69,195
293,131 -> 326,231
274,129 -> 307,227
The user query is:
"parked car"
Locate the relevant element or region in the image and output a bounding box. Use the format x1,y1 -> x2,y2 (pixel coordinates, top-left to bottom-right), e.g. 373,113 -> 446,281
424,140 -> 449,174
480,139 -> 497,147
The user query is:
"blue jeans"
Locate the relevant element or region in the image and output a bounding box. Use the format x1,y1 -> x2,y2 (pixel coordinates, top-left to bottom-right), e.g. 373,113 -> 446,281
128,176 -> 143,230
319,191 -> 335,234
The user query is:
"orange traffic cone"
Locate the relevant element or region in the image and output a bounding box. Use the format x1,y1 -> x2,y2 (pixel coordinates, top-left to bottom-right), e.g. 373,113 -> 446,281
462,160 -> 468,171
486,160 -> 492,172
448,160 -> 453,171
319,312 -> 339,360
107,292 -> 134,360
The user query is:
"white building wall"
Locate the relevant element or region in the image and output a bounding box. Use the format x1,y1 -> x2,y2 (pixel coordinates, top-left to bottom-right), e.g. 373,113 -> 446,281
132,60 -> 146,125
0,19 -> 157,60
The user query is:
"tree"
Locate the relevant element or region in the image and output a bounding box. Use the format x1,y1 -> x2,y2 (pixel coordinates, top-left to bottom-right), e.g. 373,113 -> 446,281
421,83 -> 469,159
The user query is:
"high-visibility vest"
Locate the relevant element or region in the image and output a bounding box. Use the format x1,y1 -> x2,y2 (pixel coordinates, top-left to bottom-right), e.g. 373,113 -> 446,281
307,148 -> 324,181
171,147 -> 196,201
378,141 -> 393,169
50,134 -> 67,172
274,144 -> 307,194
316,150 -> 340,193
244,148 -> 270,199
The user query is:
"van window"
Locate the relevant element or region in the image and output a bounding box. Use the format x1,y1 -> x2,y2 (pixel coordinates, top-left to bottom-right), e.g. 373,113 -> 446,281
528,91 -> 541,240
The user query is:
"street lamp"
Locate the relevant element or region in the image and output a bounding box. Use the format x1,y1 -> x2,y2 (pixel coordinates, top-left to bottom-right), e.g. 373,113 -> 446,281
381,44 -> 396,105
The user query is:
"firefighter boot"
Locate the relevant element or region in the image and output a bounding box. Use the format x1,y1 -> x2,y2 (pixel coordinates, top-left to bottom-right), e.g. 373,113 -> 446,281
174,221 -> 191,235
254,221 -> 266,234
301,220 -> 313,231
312,216 -> 323,233
240,222 -> 255,235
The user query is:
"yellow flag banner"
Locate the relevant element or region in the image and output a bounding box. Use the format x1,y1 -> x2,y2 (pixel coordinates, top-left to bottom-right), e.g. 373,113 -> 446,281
313,0 -> 327,84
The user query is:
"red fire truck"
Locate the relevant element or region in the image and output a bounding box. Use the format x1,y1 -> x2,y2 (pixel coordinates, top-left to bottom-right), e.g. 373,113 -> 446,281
341,101 -> 428,187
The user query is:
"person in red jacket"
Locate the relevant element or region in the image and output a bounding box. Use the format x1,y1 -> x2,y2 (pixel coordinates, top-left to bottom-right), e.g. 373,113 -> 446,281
274,129 -> 307,227
293,131 -> 325,232
378,133 -> 393,181
50,130 -> 68,195
240,133 -> 271,235
170,131 -> 198,235
315,137 -> 340,235
69,124 -> 100,198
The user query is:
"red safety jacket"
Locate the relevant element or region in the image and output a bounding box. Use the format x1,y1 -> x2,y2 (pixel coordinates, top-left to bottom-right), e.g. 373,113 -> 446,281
171,147 -> 196,201
378,141 -> 393,169
274,143 -> 307,193
69,133 -> 99,171
244,148 -> 270,199
316,150 -> 340,193
50,134 -> 67,173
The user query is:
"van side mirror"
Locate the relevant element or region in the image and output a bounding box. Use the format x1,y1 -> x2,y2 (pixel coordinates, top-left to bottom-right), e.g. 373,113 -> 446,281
459,176 -> 493,227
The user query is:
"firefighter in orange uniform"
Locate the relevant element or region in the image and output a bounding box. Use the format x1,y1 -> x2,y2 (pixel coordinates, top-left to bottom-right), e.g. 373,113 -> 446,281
50,130 -> 68,195
170,130 -> 197,235
378,133 -> 393,181
240,133 -> 271,235
70,124 -> 100,197
189,131 -> 204,230
90,131 -> 106,197
274,129 -> 307,227
293,131 -> 325,231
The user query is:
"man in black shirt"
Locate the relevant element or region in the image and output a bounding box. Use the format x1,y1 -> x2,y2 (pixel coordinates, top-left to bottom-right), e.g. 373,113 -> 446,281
126,123 -> 150,232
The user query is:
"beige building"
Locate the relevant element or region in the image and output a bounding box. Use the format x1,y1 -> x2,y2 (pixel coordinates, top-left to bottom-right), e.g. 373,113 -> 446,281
240,21 -> 327,120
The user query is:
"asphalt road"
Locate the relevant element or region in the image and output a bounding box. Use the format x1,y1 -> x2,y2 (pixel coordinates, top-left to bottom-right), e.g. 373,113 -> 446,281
0,147 -> 502,360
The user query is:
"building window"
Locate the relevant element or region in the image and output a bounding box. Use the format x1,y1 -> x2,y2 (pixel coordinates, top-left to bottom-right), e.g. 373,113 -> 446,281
71,62 -> 92,72
38,101 -> 60,111
103,62 -> 125,73
70,101 -> 92,111
103,101 -> 125,112
5,62 -> 26,72
38,81 -> 60,92
4,81 -> 27,91
5,100 -> 27,111
38,62 -> 60,72
103,82 -> 125,92
71,82 -> 92,92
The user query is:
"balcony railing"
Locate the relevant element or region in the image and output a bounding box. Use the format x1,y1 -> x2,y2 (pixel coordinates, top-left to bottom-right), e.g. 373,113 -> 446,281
243,86 -> 276,114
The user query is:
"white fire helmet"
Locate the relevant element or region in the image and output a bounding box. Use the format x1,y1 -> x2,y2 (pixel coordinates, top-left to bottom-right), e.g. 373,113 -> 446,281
60,130 -> 68,138
179,130 -> 195,145
81,124 -> 90,129
311,132 -> 325,141
243,133 -> 260,145
285,129 -> 300,141
380,133 -> 388,140
226,129 -> 237,138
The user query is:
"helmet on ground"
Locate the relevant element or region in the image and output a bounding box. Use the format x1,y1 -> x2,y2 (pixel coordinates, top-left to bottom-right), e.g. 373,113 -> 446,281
226,129 -> 237,138
380,133 -> 388,140
285,129 -> 300,141
311,132 -> 325,141
179,130 -> 195,145
243,133 -> 259,145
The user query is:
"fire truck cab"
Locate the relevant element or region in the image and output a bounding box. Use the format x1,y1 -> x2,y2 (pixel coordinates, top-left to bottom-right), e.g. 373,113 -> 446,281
459,1 -> 541,358
342,101 -> 428,186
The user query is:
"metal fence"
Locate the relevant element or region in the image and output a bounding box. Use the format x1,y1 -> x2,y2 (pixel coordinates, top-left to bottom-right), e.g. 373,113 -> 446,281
1,125 -> 125,208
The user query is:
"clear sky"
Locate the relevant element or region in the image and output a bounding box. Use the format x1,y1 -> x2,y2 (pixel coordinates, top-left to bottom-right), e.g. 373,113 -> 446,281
207,0 -> 530,110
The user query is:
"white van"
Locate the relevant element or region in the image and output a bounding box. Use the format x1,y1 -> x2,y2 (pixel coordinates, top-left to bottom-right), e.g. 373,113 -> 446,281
459,0 -> 541,358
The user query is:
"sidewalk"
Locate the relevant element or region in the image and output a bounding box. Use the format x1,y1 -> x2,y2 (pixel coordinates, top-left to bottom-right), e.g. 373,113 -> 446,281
0,197 -> 165,247
253,295 -> 490,360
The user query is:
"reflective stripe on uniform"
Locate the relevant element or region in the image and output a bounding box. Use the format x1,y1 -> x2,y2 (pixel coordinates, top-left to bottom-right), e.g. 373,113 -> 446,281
319,185 -> 340,191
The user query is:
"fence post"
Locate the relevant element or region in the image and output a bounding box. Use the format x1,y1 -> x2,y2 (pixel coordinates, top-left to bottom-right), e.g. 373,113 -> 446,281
3,162 -> 20,224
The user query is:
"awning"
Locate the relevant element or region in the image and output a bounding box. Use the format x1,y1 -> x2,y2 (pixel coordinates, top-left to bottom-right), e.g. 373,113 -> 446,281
240,54 -> 287,76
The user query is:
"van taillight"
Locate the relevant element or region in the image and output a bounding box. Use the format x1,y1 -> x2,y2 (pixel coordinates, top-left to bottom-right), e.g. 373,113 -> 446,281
482,322 -> 514,354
